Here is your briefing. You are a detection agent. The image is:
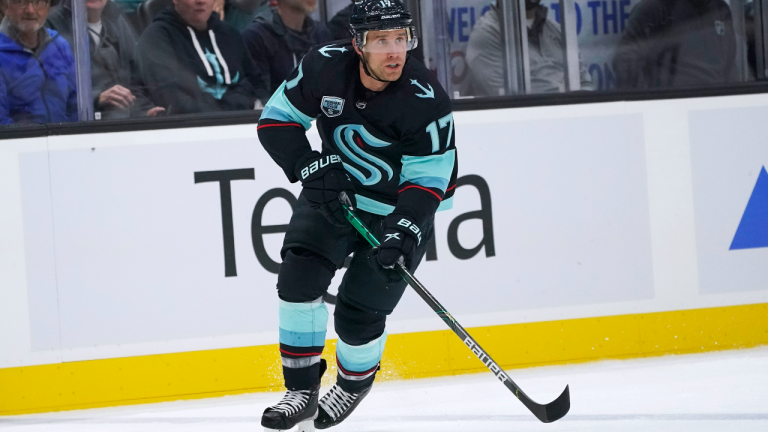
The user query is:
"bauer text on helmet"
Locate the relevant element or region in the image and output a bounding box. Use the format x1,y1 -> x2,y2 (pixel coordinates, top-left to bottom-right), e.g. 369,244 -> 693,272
350,0 -> 419,53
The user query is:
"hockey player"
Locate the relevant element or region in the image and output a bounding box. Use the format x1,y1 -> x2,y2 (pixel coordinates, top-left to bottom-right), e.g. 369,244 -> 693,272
256,0 -> 458,430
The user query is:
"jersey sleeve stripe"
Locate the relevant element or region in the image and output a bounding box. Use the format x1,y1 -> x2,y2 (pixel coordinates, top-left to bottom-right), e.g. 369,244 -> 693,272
354,193 -> 454,215
400,150 -> 456,192
400,175 -> 449,191
256,122 -> 303,130
260,81 -> 314,129
355,195 -> 395,215
398,184 -> 443,200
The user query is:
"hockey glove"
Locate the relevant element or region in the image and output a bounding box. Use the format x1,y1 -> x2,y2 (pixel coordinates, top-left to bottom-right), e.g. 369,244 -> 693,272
369,214 -> 422,283
294,151 -> 356,227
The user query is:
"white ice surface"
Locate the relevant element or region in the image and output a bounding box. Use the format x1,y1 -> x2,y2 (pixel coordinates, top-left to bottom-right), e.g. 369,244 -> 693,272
1,347 -> 767,431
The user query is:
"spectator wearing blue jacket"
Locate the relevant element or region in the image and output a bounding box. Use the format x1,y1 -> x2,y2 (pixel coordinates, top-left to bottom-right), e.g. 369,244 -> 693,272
0,0 -> 78,125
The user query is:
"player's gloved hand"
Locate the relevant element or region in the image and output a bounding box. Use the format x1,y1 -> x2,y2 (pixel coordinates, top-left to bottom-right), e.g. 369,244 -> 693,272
294,151 -> 356,227
368,214 -> 422,283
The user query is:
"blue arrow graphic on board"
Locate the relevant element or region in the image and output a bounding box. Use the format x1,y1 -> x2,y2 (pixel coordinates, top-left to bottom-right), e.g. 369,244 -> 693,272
319,45 -> 347,57
730,165 -> 768,250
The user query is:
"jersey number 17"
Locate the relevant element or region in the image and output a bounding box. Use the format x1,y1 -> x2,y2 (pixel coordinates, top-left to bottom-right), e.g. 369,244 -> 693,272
426,113 -> 454,153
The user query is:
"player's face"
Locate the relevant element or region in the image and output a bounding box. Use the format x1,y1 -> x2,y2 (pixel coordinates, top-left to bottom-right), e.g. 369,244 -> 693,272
359,29 -> 409,82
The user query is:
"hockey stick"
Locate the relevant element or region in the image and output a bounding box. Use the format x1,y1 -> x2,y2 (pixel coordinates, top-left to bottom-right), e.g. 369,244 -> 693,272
338,192 -> 570,423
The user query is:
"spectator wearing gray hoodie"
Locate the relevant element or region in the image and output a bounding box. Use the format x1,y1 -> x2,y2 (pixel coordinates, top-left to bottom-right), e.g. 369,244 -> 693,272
466,0 -> 594,96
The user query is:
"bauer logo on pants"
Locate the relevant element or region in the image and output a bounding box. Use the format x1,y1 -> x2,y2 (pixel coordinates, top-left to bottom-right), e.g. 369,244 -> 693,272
321,96 -> 344,117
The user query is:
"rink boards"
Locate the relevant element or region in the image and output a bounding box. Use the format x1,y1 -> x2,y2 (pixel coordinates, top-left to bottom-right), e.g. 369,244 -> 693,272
1,94 -> 767,414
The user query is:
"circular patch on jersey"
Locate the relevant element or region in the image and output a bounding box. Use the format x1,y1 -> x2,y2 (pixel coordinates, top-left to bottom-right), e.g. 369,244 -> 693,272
321,96 -> 345,117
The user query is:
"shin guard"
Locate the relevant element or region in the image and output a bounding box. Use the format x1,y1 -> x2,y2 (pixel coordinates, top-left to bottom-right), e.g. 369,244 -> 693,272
279,297 -> 329,390
335,330 -> 387,393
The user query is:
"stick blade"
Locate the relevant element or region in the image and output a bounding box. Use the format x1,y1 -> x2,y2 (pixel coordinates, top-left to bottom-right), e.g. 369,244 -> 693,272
541,385 -> 570,423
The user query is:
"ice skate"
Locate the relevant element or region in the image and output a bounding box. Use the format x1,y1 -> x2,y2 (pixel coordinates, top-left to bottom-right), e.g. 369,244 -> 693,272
262,386 -> 320,432
314,383 -> 372,429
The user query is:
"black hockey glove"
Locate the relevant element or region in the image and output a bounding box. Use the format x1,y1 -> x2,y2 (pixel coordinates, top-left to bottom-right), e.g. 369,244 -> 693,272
368,214 -> 422,283
294,151 -> 356,227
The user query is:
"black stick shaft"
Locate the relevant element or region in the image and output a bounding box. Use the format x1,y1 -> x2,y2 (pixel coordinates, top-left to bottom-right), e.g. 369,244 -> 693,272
339,196 -> 570,423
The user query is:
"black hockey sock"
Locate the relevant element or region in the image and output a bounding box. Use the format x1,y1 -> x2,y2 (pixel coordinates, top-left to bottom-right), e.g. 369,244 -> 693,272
336,362 -> 380,393
283,358 -> 328,391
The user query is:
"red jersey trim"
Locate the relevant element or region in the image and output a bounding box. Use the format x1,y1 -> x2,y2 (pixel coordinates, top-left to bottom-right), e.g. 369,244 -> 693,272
257,122 -> 302,130
398,185 -> 443,201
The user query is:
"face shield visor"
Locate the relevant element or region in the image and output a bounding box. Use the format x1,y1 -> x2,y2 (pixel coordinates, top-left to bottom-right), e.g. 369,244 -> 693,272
358,27 -> 418,54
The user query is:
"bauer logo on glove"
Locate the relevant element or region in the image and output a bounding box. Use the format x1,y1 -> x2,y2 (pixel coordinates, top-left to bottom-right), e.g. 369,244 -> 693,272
294,151 -> 356,227
395,218 -> 422,245
376,214 -> 420,268
300,154 -> 342,180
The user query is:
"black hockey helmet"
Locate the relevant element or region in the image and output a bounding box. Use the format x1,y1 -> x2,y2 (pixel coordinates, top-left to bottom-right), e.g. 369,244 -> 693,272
349,0 -> 418,53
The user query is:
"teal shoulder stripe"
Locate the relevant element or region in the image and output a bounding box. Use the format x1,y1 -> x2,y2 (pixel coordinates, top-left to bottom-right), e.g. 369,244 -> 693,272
260,81 -> 314,129
401,150 -> 456,192
261,106 -> 301,124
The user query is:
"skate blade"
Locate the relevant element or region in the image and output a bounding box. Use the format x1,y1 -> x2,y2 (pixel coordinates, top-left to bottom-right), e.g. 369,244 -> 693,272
296,418 -> 316,432
263,417 -> 316,432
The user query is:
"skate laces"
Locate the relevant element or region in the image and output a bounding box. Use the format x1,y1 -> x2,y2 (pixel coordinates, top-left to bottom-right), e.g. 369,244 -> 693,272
319,384 -> 359,420
270,389 -> 312,416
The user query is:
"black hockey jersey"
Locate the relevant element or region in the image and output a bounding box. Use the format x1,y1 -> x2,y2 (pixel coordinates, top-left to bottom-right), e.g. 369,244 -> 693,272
257,41 -> 458,221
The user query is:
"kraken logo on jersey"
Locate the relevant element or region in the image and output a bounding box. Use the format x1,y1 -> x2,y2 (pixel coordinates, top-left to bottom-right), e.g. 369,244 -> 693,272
333,124 -> 394,186
321,96 -> 345,117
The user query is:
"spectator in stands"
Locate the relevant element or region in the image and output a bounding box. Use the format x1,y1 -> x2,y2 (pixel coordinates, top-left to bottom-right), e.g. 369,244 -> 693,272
466,0 -> 593,96
223,0 -> 268,32
136,0 -> 268,114
122,0 -> 173,35
613,0 -> 739,89
123,0 -> 267,37
47,0 -> 165,119
326,0 -> 352,40
0,0 -> 78,125
242,0 -> 332,95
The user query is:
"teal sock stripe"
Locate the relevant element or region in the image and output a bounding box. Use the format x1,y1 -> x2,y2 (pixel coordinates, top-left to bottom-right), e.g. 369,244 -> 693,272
336,330 -> 388,372
278,299 -> 328,347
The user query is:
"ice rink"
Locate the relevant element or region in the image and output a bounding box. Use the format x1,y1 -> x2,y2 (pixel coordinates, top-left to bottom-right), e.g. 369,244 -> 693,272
1,346 -> 767,432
